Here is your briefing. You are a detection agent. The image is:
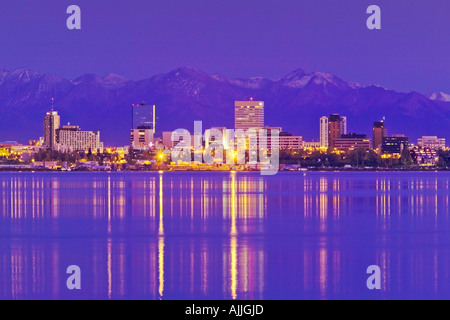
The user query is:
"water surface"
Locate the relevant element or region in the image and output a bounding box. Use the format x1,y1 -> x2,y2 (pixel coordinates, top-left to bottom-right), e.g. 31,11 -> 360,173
0,171 -> 449,299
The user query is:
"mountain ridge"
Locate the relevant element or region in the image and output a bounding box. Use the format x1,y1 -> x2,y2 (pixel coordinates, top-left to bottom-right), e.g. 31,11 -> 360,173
0,66 -> 449,146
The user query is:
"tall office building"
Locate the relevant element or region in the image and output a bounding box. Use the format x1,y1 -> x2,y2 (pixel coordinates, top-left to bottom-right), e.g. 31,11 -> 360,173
373,120 -> 388,151
132,103 -> 156,133
320,114 -> 347,149
43,111 -> 60,149
320,116 -> 329,148
328,114 -> 342,149
340,116 -> 347,135
234,99 -> 264,131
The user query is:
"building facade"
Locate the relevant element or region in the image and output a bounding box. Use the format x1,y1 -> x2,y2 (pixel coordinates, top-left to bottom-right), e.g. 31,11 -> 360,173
382,135 -> 409,155
132,103 -> 156,133
303,141 -> 321,149
320,116 -> 329,149
56,125 -> 103,153
373,120 -> 388,152
417,136 -> 446,150
43,111 -> 60,149
340,116 -> 348,136
328,114 -> 342,149
334,134 -> 371,151
410,147 -> 439,166
234,100 -> 264,131
130,127 -> 155,150
279,133 -> 303,150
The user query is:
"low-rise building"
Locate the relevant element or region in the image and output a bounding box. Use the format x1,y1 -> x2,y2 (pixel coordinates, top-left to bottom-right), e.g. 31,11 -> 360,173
410,147 -> 439,166
302,141 -> 321,149
278,133 -> 303,150
382,135 -> 409,155
417,136 -> 446,150
56,124 -> 103,153
334,134 -> 371,151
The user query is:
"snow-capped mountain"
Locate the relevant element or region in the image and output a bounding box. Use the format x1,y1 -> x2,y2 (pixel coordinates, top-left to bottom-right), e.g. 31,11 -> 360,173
0,66 -> 449,145
429,91 -> 450,102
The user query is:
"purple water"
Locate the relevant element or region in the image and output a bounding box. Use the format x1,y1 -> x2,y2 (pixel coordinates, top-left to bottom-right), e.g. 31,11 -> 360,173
0,171 -> 449,300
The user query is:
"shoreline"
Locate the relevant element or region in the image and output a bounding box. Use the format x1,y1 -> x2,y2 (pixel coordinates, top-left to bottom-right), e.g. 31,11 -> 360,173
0,167 -> 449,173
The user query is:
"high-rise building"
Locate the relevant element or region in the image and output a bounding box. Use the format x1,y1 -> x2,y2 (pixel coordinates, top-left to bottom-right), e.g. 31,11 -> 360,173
340,116 -> 347,135
234,99 -> 264,131
320,116 -> 329,149
417,136 -> 446,150
56,125 -> 103,153
43,111 -> 60,149
132,103 -> 156,133
328,114 -> 342,149
373,120 -> 388,151
320,114 -> 347,149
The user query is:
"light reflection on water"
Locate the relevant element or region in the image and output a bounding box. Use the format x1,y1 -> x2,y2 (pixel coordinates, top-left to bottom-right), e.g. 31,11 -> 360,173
0,171 -> 449,299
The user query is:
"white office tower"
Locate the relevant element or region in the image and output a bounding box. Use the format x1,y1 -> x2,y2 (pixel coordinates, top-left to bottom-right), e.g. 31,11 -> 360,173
320,116 -> 329,148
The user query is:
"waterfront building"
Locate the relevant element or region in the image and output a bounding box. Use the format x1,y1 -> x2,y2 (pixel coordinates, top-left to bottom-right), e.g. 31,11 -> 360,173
132,103 -> 156,134
373,120 -> 388,152
417,136 -> 446,150
410,147 -> 439,166
340,116 -> 348,136
130,126 -> 155,150
319,116 -> 329,149
381,135 -> 409,155
56,124 -> 103,153
320,114 -> 347,149
328,114 -> 342,149
278,132 -> 303,150
303,141 -> 321,149
234,99 -> 264,131
43,111 -> 60,149
334,133 -> 371,151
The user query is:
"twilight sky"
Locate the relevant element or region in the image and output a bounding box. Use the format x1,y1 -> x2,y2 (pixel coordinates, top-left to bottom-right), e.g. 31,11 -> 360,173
0,0 -> 449,94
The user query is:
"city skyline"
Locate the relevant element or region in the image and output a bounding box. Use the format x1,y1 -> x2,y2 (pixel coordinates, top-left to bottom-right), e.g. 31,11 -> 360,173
1,96 -> 448,152
1,66 -> 449,146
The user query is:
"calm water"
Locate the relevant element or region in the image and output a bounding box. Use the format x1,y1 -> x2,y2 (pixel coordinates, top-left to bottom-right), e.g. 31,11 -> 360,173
0,171 -> 449,300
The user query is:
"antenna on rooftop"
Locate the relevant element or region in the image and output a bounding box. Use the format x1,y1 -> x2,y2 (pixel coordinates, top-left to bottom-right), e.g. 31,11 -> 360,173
51,97 -> 54,112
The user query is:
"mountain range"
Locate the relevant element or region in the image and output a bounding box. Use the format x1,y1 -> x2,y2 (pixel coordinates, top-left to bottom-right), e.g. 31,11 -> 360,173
0,66 -> 449,146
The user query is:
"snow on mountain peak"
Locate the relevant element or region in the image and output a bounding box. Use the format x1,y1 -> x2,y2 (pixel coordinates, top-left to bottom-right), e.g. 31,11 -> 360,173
429,91 -> 450,102
102,73 -> 129,85
72,73 -> 103,85
6,68 -> 39,82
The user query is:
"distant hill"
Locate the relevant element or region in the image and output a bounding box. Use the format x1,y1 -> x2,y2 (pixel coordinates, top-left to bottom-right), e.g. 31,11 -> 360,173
0,66 -> 449,146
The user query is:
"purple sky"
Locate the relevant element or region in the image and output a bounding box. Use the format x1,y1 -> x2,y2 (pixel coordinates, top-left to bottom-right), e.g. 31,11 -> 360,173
0,0 -> 449,94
